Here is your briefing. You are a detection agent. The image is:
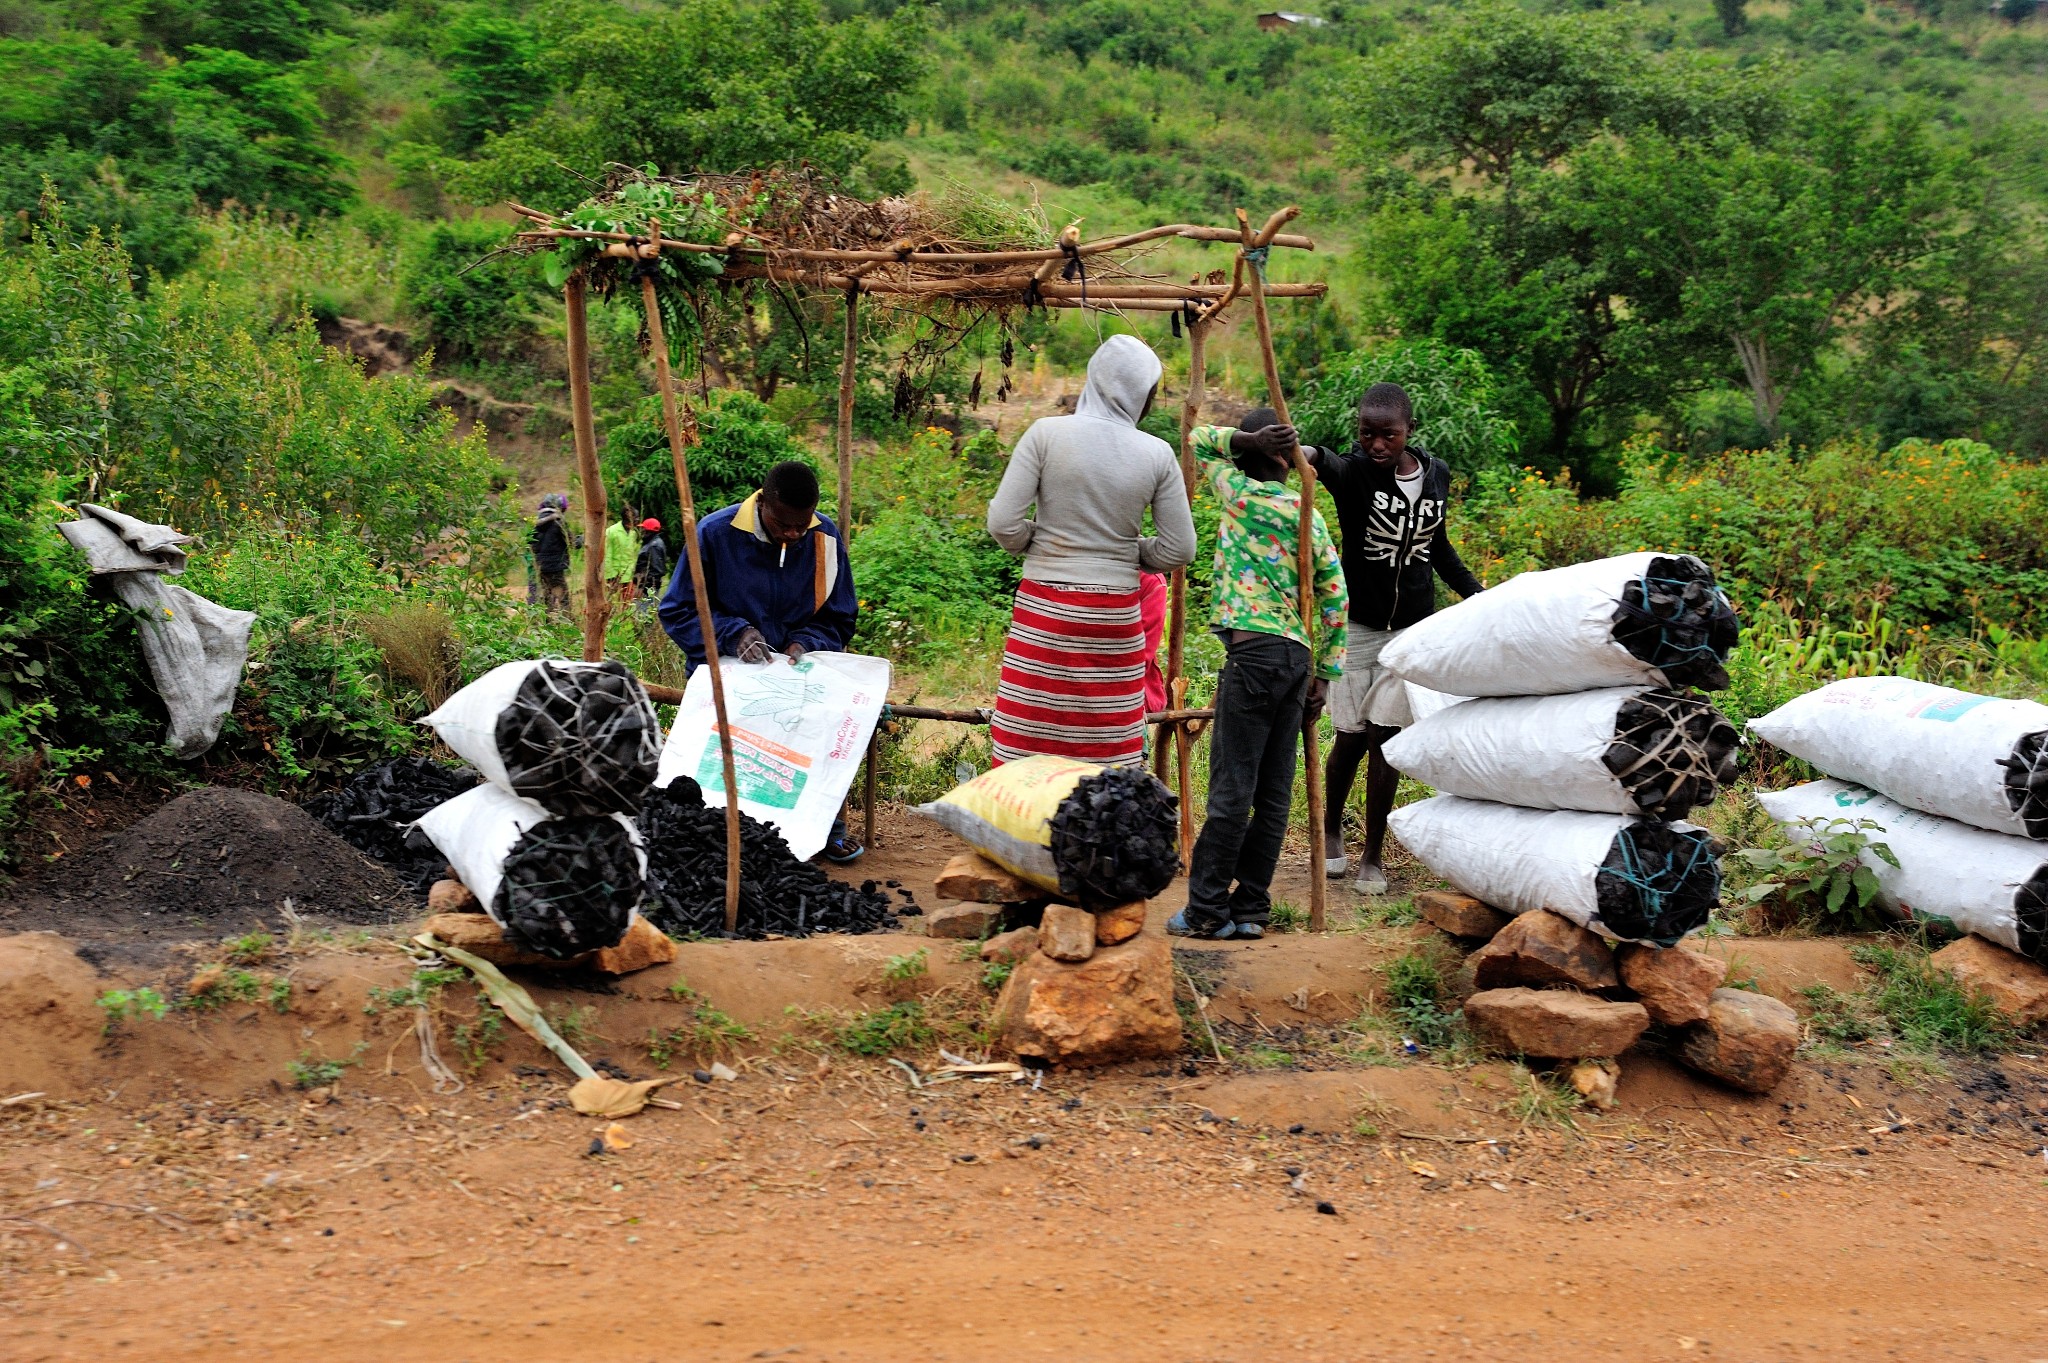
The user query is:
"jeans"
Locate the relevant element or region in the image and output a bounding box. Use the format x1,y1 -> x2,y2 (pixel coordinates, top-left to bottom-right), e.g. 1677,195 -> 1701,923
1184,632 -> 1309,931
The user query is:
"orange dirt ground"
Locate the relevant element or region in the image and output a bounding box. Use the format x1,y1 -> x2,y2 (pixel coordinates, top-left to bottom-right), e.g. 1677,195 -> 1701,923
5,809 -> 2048,1362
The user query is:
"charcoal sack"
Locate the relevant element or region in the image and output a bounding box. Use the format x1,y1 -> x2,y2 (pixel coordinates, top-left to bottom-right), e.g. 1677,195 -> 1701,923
423,659 -> 660,817
303,757 -> 480,891
1749,677 -> 2048,840
1756,780 -> 2048,963
1383,686 -> 1738,820
636,778 -> 893,939
1388,794 -> 1721,946
414,782 -> 644,958
914,754 -> 1180,909
1380,552 -> 1739,697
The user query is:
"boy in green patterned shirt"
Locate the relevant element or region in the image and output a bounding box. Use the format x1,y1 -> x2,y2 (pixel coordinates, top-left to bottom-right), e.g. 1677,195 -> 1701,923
1167,409 -> 1347,940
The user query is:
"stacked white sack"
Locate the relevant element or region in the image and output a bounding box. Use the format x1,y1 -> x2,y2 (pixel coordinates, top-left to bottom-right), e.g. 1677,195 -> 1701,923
1755,780 -> 2048,962
1388,796 -> 1720,946
1748,676 -> 2048,840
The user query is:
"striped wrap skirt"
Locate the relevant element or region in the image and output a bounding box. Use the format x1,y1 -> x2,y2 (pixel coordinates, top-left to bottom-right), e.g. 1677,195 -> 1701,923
990,580 -> 1148,768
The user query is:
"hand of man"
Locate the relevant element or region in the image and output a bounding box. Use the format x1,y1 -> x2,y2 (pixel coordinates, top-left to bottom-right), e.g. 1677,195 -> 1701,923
1231,423 -> 1300,463
733,627 -> 771,664
1304,677 -> 1329,727
784,641 -> 809,664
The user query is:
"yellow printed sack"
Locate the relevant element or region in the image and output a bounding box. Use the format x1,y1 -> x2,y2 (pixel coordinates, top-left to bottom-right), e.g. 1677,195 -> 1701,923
914,754 -> 1102,892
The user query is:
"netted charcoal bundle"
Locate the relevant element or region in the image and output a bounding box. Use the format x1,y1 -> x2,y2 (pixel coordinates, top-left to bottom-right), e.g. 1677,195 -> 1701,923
1380,551 -> 1740,698
1604,690 -> 1741,819
303,757 -> 480,892
1384,686 -> 1738,821
1046,766 -> 1182,909
424,659 -> 660,816
413,783 -> 645,959
1609,556 -> 1741,692
496,815 -> 643,958
914,754 -> 1183,902
1388,794 -> 1720,946
637,779 -> 894,939
1750,677 -> 2048,840
1592,819 -> 1724,944
1758,780 -> 2048,962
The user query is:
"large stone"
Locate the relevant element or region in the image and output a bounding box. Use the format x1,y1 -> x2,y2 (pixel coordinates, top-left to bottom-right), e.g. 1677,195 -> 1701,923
924,903 -> 1000,939
980,926 -> 1039,964
419,911 -> 673,975
934,852 -> 1037,905
1464,988 -> 1650,1059
996,935 -> 1181,1068
1038,904 -> 1098,963
1930,934 -> 2048,1026
1416,890 -> 1512,941
1094,901 -> 1147,946
1469,910 -> 1619,992
1677,989 -> 1800,1094
1616,942 -> 1727,1026
427,878 -> 479,914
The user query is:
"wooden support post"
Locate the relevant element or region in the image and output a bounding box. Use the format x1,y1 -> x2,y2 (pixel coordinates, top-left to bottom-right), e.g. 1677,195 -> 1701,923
863,729 -> 878,851
837,285 -> 859,530
563,273 -> 610,663
1237,206 -> 1327,933
1165,315 -> 1209,865
637,240 -> 744,934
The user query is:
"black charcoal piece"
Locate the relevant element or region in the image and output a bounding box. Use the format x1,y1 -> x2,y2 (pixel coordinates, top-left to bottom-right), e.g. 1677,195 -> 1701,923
303,757 -> 480,892
2000,729 -> 2048,840
494,660 -> 661,817
494,814 -> 641,958
636,778 -> 893,939
1602,689 -> 1742,820
2015,865 -> 2048,964
1046,766 -> 1180,909
1609,556 -> 1740,691
1594,820 -> 1722,946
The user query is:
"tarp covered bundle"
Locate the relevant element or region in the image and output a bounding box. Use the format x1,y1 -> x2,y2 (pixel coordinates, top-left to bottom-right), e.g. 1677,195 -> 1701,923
1757,780 -> 2048,962
425,659 -> 661,817
58,503 -> 255,758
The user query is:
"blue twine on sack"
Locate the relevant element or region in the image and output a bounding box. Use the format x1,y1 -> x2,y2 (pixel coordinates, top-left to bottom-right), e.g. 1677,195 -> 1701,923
1620,570 -> 1735,662
1595,823 -> 1716,927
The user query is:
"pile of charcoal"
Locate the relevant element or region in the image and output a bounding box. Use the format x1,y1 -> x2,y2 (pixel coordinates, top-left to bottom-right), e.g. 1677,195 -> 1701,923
304,756 -> 479,892
637,778 -> 894,939
1610,555 -> 1741,691
1047,766 -> 1181,909
1593,819 -> 1724,944
1602,688 -> 1742,820
494,660 -> 662,817
2001,729 -> 2048,839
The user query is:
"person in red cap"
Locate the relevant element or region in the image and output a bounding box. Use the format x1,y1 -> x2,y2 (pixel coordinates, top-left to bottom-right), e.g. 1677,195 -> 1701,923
633,517 -> 669,605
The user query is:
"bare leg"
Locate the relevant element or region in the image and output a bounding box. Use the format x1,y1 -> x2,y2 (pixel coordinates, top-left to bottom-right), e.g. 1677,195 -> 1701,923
1355,723 -> 1401,894
1322,728 -> 1371,870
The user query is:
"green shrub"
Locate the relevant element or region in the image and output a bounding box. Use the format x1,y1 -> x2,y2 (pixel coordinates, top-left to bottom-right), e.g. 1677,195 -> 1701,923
1853,940 -> 2016,1054
1294,340 -> 1521,477
602,389 -> 817,530
397,216 -> 542,363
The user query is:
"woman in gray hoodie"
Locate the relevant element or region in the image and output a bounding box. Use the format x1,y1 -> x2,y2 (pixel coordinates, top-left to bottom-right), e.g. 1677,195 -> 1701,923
985,334 -> 1198,766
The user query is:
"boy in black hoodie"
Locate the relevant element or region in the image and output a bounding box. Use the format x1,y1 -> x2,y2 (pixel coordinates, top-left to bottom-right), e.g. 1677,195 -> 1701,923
1233,382 -> 1484,894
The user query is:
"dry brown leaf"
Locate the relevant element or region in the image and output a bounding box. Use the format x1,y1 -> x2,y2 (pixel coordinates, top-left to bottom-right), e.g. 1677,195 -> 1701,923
569,1076 -> 675,1118
1407,1160 -> 1439,1178
601,1122 -> 635,1152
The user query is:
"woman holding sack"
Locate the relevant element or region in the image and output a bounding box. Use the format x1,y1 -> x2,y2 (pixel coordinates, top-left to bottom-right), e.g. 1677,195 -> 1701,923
986,335 -> 1197,767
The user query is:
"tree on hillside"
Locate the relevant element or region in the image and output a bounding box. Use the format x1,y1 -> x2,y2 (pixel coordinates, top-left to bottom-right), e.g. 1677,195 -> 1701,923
449,0 -> 927,210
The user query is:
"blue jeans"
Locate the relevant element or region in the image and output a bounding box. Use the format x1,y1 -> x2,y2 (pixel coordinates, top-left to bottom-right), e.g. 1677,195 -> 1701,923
1184,632 -> 1308,931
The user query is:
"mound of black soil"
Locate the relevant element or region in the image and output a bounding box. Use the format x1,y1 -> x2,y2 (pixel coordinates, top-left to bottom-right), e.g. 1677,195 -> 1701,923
0,787 -> 414,943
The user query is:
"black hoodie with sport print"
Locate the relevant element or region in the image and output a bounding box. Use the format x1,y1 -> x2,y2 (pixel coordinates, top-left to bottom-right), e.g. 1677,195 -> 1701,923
1305,443 -> 1484,631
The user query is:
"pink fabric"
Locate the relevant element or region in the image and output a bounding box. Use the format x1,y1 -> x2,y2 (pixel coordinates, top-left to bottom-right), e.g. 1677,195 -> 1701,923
1139,571 -> 1169,717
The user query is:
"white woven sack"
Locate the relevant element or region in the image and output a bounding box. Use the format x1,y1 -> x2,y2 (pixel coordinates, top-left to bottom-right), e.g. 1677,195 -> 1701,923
1755,780 -> 2047,961
413,782 -> 644,925
1384,687 -> 1645,815
1749,677 -> 2048,839
423,659 -> 547,790
1388,793 -> 1711,944
1381,551 -> 1685,697
656,651 -> 891,861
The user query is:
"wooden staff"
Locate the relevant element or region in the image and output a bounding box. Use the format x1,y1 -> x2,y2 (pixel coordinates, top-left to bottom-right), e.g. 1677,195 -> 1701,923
836,285 -> 859,531
1164,315 -> 1210,864
636,229 -> 744,934
1236,206 -> 1328,932
563,272 -> 610,662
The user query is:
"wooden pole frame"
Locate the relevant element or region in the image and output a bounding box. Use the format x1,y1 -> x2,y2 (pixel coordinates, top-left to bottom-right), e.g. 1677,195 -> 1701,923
563,273 -> 610,663
636,230 -> 744,934
1236,206 -> 1329,933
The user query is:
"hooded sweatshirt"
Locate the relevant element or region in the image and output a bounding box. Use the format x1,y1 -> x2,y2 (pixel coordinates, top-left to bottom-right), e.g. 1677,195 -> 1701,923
530,504 -> 569,573
987,334 -> 1198,589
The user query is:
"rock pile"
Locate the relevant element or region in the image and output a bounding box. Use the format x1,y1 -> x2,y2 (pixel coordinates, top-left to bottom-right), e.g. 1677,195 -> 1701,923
1432,894 -> 1799,1094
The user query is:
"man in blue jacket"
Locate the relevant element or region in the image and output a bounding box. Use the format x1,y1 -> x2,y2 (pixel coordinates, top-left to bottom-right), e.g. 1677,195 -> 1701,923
659,460 -> 864,861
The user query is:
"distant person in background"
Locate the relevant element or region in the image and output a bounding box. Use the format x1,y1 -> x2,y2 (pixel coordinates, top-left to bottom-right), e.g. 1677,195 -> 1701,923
633,517 -> 669,613
985,335 -> 1197,767
530,494 -> 571,616
603,510 -> 640,602
659,460 -> 862,860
